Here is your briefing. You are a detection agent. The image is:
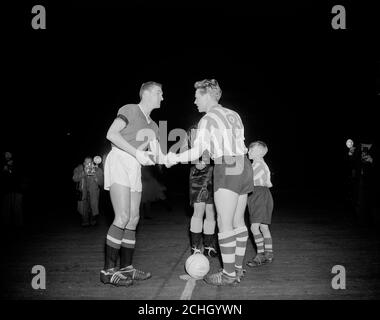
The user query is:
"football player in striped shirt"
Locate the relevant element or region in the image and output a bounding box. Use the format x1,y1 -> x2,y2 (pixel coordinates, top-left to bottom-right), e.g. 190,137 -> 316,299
167,79 -> 254,285
246,141 -> 274,267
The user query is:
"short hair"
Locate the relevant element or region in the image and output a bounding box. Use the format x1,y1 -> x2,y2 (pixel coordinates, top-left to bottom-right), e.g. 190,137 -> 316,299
249,141 -> 268,156
139,81 -> 162,99
194,79 -> 222,102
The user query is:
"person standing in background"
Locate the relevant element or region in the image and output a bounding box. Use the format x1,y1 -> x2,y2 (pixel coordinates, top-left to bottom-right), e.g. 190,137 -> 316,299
1,151 -> 26,227
73,156 -> 104,227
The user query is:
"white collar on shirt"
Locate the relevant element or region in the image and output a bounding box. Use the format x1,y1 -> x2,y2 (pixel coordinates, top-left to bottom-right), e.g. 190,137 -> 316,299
138,104 -> 151,124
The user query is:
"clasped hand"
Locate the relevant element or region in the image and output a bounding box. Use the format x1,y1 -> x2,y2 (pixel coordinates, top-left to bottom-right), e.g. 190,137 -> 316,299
164,152 -> 179,168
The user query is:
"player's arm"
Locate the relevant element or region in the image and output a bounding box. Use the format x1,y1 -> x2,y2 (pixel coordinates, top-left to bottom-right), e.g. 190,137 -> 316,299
149,139 -> 167,165
106,117 -> 154,165
170,136 -> 209,164
166,119 -> 210,167
265,166 -> 273,188
106,118 -> 138,157
266,172 -> 273,188
173,123 -> 210,164
176,145 -> 205,163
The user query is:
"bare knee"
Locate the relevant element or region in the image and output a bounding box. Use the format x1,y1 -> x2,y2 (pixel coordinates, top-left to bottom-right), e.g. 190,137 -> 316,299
233,216 -> 245,229
113,212 -> 130,228
193,203 -> 206,219
260,224 -> 270,237
217,214 -> 234,233
250,223 -> 261,235
127,215 -> 140,229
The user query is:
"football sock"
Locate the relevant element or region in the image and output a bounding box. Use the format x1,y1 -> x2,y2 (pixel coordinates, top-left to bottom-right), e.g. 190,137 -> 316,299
253,233 -> 265,255
264,237 -> 273,254
120,228 -> 136,268
104,224 -> 124,270
234,226 -> 249,269
218,230 -> 236,277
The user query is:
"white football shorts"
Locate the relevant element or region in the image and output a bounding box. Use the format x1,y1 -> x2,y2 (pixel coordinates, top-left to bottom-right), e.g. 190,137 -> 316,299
104,147 -> 142,192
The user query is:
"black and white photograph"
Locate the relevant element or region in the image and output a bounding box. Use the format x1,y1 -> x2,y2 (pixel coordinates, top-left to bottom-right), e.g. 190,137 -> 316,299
1,0 -> 379,310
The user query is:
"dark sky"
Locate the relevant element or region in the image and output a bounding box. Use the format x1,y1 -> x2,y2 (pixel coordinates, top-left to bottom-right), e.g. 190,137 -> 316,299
2,1 -> 376,195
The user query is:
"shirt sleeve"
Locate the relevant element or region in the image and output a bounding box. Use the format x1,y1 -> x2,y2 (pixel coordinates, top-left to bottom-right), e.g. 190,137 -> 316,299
116,105 -> 134,124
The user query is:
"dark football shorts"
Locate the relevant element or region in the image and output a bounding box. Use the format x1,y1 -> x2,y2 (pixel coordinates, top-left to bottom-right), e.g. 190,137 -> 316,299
213,155 -> 254,195
248,186 -> 273,225
189,165 -> 214,206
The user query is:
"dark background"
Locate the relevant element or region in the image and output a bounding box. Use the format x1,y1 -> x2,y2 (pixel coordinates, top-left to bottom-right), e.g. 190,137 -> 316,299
2,1 -> 377,218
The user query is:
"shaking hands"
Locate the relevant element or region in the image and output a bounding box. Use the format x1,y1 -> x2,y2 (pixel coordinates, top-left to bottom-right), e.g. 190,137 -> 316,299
136,150 -> 155,166
164,152 -> 179,168
135,149 -> 180,168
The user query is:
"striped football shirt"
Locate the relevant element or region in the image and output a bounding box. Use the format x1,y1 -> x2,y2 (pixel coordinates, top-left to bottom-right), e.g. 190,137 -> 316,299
192,104 -> 247,159
252,159 -> 272,187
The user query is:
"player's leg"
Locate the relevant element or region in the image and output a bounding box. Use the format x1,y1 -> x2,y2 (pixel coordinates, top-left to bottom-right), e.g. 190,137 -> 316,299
204,188 -> 239,286
100,183 -> 132,286
119,191 -> 151,280
246,187 -> 267,267
260,224 -> 273,263
203,203 -> 218,257
261,189 -> 274,262
120,191 -> 140,269
232,194 -> 249,281
247,222 -> 266,267
191,202 -> 206,254
189,166 -> 208,254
